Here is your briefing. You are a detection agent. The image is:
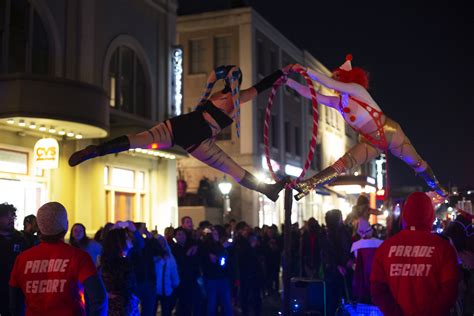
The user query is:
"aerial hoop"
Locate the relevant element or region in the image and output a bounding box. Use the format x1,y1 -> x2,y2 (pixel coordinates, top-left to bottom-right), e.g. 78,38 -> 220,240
263,65 -> 319,190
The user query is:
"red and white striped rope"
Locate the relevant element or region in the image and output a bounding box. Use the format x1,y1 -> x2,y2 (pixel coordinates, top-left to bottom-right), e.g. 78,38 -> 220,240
263,65 -> 319,190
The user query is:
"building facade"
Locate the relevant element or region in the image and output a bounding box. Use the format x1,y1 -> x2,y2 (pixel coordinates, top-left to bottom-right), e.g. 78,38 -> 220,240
177,7 -> 376,227
0,0 -> 182,234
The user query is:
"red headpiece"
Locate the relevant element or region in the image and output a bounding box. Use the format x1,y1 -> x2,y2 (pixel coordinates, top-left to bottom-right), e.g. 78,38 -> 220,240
333,54 -> 369,89
339,54 -> 353,71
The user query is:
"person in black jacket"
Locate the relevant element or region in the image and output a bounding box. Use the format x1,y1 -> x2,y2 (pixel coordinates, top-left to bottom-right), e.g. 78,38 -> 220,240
21,215 -> 39,248
0,203 -> 28,316
300,217 -> 321,279
100,225 -> 139,315
130,222 -> 164,316
171,227 -> 203,316
320,209 -> 353,316
262,225 -> 282,296
234,228 -> 264,316
199,226 -> 232,316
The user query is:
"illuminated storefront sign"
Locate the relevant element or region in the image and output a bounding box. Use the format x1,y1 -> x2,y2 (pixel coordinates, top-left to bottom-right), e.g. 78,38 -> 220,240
332,184 -> 376,194
285,164 -> 303,177
171,46 -> 183,117
367,176 -> 376,185
34,138 -> 59,169
0,149 -> 28,174
375,154 -> 386,190
261,156 -> 280,172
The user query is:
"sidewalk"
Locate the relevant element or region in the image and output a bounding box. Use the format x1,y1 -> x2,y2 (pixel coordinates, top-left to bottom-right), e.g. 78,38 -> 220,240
155,292 -> 283,315
233,293 -> 282,315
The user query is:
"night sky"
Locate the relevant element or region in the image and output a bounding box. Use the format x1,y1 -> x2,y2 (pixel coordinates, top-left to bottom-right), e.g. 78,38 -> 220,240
180,0 -> 474,190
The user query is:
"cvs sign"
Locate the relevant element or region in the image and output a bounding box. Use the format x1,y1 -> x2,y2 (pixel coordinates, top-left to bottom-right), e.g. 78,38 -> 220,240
34,138 -> 59,169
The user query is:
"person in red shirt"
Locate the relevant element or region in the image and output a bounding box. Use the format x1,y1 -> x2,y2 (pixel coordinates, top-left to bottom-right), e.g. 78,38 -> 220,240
370,192 -> 459,316
9,202 -> 107,316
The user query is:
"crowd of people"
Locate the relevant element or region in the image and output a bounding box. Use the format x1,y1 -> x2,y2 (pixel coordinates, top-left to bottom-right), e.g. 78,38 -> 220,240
0,192 -> 473,316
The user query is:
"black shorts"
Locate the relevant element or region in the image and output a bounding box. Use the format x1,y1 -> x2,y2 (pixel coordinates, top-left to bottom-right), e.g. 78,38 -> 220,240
169,101 -> 234,152
169,111 -> 212,152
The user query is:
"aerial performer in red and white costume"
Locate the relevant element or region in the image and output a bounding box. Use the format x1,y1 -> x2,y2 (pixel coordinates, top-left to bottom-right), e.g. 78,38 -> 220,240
287,55 -> 448,199
69,65 -> 290,202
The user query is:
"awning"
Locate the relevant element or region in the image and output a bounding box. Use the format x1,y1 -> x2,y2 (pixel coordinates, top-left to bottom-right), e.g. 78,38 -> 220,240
329,175 -> 376,195
128,145 -> 188,160
0,75 -> 109,139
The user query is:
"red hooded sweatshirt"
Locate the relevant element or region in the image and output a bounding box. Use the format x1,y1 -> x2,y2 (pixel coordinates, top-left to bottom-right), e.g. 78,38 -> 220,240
370,192 -> 458,316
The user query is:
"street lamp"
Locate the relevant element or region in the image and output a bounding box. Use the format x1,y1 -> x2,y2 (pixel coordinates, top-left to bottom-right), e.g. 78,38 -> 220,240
256,173 -> 267,226
218,176 -> 232,223
256,172 -> 277,226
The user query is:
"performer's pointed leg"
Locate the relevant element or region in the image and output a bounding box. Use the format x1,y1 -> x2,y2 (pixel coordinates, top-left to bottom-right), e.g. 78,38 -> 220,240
389,132 -> 448,197
129,122 -> 173,149
239,172 -> 289,202
69,122 -> 174,167
294,166 -> 339,200
190,139 -> 288,202
417,165 -> 448,197
294,142 -> 382,200
69,136 -> 130,166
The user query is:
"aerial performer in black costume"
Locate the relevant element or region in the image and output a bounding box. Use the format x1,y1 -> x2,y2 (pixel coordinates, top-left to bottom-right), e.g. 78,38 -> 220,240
69,65 -> 289,202
286,55 -> 448,200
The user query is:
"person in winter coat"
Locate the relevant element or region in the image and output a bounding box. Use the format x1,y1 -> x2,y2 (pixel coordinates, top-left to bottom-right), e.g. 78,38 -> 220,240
1,203 -> 29,316
320,209 -> 353,316
199,226 -> 233,316
100,224 -> 140,316
130,223 -> 164,316
69,223 -> 103,266
154,235 -> 179,316
234,230 -> 264,316
170,227 -> 203,316
443,200 -> 474,315
350,218 -> 383,303
370,192 -> 459,316
300,217 -> 321,279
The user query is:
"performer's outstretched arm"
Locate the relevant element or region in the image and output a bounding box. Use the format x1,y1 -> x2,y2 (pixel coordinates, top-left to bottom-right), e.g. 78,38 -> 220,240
240,69 -> 284,103
239,86 -> 258,103
239,64 -> 294,103
286,78 -> 339,108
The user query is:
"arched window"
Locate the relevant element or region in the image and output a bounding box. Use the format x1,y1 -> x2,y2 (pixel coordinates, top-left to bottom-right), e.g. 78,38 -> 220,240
108,46 -> 149,118
0,0 -> 50,74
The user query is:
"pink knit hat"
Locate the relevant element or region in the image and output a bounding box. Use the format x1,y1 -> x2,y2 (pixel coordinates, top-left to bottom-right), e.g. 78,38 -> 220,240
37,202 -> 69,236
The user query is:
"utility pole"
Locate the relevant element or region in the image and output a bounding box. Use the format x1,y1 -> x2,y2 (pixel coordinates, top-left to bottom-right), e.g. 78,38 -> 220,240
282,188 -> 293,315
